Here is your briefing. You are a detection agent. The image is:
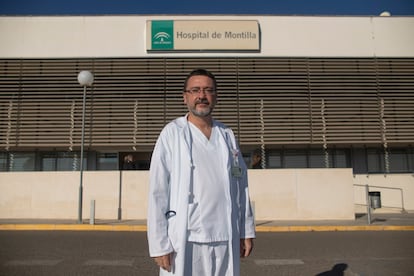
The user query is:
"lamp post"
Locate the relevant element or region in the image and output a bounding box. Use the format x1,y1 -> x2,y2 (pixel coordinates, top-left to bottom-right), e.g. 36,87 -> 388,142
77,70 -> 94,224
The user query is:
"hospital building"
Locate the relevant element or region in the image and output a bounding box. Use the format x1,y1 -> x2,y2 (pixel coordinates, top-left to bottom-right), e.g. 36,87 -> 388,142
1,15 -> 413,221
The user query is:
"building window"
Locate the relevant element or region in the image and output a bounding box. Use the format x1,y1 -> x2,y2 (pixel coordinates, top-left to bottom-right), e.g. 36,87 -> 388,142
367,149 -> 384,173
40,152 -> 85,171
284,150 -> 307,168
332,149 -> 350,168
41,153 -> 58,171
0,152 -> 8,171
366,148 -> 412,174
0,148 -> 408,173
57,152 -> 84,171
267,150 -> 282,168
388,149 -> 410,173
9,152 -> 35,171
97,153 -> 118,170
265,148 -> 351,169
367,148 -> 384,173
309,149 -> 328,168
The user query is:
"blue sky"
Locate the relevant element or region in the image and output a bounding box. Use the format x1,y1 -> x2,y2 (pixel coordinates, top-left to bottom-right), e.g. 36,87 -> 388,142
1,0 -> 414,16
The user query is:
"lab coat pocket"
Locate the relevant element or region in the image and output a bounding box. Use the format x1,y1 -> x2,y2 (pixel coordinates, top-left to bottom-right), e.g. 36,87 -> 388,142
187,202 -> 201,232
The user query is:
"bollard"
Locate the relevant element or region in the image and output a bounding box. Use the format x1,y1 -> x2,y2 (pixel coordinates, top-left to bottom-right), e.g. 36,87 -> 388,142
90,199 -> 95,225
365,185 -> 371,224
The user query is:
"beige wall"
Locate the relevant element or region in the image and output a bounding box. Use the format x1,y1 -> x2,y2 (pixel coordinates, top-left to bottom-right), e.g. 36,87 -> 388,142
5,169 -> 412,221
1,16 -> 413,58
0,171 -> 149,220
353,174 -> 414,213
248,169 -> 355,220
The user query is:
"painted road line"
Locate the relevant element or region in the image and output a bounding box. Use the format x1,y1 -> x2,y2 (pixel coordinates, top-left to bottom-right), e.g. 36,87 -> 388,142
255,259 -> 305,266
5,259 -> 62,266
83,259 -> 134,266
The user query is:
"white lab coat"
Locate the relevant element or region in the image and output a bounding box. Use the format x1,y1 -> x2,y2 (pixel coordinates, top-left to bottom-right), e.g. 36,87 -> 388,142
147,114 -> 255,276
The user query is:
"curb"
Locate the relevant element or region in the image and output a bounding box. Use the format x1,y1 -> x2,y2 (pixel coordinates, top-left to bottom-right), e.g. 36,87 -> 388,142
255,225 -> 414,232
0,224 -> 147,232
1,224 -> 414,232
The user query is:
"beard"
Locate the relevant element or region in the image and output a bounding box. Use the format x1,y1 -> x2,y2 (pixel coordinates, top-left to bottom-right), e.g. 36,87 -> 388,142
190,106 -> 212,117
188,98 -> 214,117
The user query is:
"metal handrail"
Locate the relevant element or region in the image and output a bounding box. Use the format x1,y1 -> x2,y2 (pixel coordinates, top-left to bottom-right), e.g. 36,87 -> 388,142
354,184 -> 406,224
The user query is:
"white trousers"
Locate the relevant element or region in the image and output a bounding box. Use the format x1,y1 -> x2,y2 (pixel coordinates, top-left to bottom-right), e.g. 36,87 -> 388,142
160,241 -> 231,276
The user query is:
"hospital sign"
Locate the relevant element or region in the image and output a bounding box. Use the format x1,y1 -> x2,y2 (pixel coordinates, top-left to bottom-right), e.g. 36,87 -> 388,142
147,20 -> 260,52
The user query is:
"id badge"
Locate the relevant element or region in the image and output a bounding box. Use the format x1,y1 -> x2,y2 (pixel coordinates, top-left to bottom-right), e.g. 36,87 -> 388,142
231,148 -> 242,178
231,166 -> 242,178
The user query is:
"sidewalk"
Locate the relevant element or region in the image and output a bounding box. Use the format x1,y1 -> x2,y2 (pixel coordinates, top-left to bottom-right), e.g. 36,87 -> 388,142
1,213 -> 414,232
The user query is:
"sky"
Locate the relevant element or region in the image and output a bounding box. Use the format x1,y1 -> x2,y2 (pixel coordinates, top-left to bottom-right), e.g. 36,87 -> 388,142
1,0 -> 414,16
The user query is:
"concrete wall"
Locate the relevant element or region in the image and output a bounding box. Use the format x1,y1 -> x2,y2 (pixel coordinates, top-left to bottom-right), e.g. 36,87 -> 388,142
7,169 -> 412,221
1,169 -> 412,221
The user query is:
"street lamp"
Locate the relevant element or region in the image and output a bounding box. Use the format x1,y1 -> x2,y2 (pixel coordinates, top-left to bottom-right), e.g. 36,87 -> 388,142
77,70 -> 94,223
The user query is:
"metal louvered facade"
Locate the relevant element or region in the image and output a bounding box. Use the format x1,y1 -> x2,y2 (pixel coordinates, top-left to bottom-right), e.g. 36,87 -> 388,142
1,57 -> 413,153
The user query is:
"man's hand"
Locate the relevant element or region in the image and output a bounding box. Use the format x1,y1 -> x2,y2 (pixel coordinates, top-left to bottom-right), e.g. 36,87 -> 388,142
240,238 -> 254,257
154,253 -> 173,272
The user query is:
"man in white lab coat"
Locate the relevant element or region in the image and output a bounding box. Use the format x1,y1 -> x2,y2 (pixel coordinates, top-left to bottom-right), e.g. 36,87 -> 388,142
147,69 -> 255,276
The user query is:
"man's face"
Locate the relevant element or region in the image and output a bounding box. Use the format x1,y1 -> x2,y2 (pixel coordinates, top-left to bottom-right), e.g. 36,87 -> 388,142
183,75 -> 217,118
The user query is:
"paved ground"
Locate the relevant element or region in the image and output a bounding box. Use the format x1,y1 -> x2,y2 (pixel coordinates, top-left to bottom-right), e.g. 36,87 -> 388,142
1,212 -> 413,232
2,231 -> 414,275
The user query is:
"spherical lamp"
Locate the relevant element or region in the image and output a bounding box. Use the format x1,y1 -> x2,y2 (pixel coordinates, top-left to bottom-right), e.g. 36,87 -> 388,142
77,70 -> 94,86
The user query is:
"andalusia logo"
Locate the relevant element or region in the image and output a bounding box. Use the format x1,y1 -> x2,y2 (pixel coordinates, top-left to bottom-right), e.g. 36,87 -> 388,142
151,20 -> 174,50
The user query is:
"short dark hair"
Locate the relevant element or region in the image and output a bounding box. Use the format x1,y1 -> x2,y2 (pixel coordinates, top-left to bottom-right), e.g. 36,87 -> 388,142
183,68 -> 217,91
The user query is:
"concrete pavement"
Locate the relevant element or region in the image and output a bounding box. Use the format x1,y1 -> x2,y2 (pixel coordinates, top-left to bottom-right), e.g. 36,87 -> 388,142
1,213 -> 414,232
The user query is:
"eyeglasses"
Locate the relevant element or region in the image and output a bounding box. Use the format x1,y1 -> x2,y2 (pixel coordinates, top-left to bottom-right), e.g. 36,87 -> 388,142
184,87 -> 216,95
